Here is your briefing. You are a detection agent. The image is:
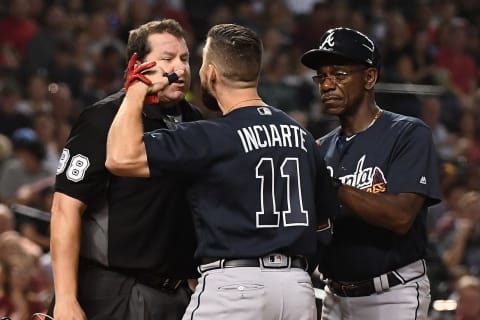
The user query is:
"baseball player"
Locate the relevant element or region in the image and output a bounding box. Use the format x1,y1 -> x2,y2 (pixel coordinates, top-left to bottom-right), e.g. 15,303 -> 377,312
301,27 -> 442,319
106,23 -> 338,320
49,19 -> 201,320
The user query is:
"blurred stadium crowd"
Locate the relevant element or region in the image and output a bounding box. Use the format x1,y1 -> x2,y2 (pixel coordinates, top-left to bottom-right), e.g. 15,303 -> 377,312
0,0 -> 480,319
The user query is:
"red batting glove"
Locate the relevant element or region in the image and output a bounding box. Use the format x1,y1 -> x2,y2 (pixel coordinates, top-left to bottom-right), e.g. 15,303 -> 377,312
125,52 -> 156,91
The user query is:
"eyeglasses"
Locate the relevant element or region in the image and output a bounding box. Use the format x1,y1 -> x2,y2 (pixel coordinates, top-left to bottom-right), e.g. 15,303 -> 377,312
1,314 -> 56,320
312,67 -> 367,85
31,313 -> 55,320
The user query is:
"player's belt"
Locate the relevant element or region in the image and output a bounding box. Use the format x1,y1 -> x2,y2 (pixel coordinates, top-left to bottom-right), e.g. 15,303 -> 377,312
326,259 -> 426,297
198,254 -> 308,273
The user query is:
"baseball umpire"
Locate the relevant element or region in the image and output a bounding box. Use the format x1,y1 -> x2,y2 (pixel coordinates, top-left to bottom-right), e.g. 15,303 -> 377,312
49,19 -> 201,320
106,23 -> 338,320
301,27 -> 442,319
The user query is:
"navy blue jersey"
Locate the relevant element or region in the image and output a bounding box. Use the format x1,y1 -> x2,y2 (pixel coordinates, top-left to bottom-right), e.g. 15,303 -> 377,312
144,106 -> 337,259
317,110 -> 442,281
54,90 -> 201,278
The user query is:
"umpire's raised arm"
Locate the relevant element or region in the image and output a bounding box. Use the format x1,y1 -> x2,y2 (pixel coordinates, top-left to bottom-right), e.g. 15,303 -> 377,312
106,55 -> 183,177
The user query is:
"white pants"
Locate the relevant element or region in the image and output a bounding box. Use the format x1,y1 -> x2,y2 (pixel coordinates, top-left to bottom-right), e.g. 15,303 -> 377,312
183,266 -> 316,320
321,260 -> 431,320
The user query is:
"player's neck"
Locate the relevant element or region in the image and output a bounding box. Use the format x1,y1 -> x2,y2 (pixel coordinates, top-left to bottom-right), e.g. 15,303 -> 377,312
219,89 -> 267,115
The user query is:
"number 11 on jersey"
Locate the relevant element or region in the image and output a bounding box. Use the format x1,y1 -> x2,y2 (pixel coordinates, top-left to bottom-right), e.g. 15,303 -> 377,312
256,157 -> 309,228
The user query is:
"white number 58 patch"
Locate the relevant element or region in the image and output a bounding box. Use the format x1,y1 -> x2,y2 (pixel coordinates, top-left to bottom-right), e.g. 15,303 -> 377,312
57,148 -> 91,182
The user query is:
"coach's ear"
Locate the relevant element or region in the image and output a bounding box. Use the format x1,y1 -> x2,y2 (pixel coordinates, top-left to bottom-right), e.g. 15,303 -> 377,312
364,68 -> 378,90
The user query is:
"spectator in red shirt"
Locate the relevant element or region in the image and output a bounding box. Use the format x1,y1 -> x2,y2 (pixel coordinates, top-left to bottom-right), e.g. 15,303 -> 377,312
435,19 -> 477,99
0,0 -> 38,68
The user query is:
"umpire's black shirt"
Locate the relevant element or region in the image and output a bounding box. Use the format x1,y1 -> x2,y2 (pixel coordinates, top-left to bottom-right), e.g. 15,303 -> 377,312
55,90 -> 201,279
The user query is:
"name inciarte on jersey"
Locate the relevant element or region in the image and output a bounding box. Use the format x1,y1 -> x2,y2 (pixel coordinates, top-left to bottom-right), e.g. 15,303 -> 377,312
237,124 -> 308,154
328,155 -> 387,193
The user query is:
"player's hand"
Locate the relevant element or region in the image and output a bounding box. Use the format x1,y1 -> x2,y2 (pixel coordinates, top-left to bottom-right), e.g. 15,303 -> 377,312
53,296 -> 87,320
143,67 -> 184,104
143,67 -> 184,92
125,53 -> 184,104
125,52 -> 156,91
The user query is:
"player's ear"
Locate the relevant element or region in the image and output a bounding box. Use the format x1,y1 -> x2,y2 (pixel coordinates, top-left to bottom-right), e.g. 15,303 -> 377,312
364,68 -> 377,90
207,64 -> 217,83
206,64 -> 218,94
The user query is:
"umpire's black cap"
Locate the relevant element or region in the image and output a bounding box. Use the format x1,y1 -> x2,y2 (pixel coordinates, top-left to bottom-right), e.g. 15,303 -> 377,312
301,27 -> 380,69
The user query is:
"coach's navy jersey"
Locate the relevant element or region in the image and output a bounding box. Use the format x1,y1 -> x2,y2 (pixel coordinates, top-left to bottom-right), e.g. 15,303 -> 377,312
317,110 -> 442,281
144,106 -> 338,259
54,89 -> 201,278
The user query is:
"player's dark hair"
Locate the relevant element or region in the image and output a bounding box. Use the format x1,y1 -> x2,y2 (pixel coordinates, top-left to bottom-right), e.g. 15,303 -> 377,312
206,23 -> 263,83
126,19 -> 186,62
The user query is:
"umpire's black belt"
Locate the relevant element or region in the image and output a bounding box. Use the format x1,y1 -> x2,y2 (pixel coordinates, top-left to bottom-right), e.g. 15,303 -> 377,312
79,257 -> 183,293
326,259 -> 426,297
198,254 -> 307,273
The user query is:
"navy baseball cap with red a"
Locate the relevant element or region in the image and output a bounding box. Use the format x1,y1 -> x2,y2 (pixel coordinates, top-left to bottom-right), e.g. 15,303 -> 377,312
301,27 -> 380,69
